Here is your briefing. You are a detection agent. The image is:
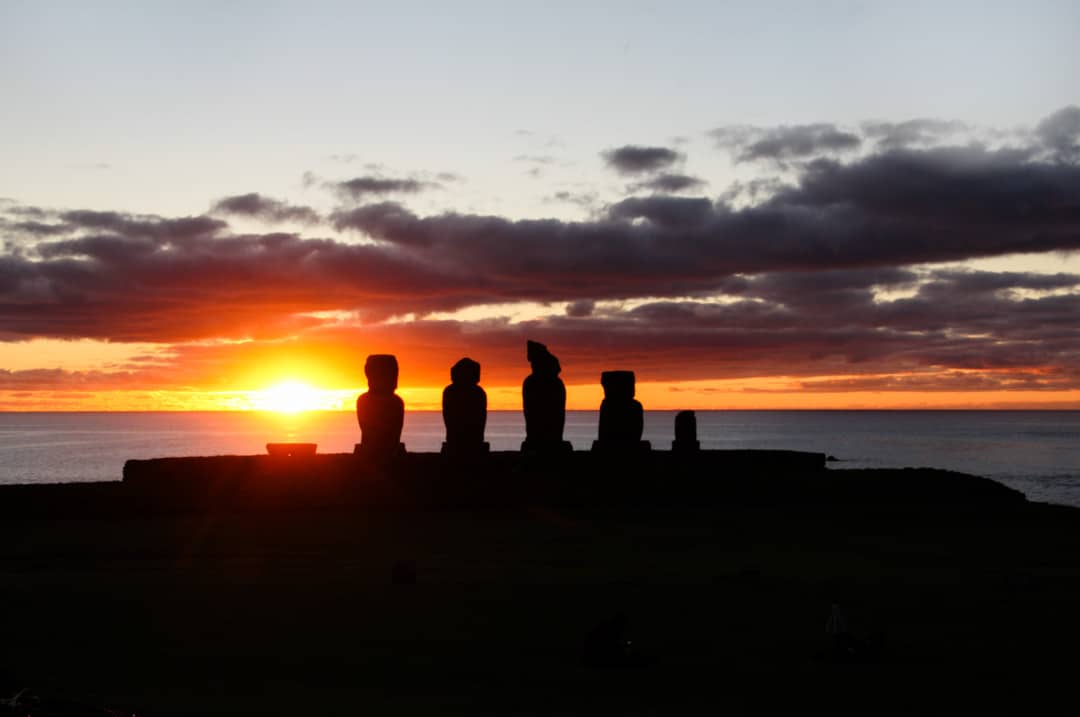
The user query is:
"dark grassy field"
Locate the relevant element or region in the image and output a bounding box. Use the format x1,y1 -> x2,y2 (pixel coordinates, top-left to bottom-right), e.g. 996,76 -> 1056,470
2,458 -> 1079,714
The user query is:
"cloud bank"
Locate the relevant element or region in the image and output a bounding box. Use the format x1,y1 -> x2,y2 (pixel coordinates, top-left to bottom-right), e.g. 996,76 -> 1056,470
2,107 -> 1079,398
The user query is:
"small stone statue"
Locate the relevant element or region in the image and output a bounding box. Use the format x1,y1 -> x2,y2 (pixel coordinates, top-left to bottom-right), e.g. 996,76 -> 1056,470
355,354 -> 405,460
522,340 -> 570,453
593,370 -> 649,452
442,357 -> 488,455
672,410 -> 700,452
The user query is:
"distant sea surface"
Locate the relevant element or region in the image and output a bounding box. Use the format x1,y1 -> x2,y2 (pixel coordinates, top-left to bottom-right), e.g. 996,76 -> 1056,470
1,411 -> 1078,507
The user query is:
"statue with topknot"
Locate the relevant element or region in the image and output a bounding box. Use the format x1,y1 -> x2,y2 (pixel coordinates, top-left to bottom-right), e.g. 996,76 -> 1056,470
442,357 -> 489,456
521,340 -> 571,454
355,354 -> 405,462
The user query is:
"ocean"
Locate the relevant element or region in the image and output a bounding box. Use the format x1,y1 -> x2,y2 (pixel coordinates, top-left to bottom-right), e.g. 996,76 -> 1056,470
1,410 -> 1078,507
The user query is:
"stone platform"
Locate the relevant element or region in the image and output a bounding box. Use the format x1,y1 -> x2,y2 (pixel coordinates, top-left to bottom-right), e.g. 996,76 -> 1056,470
111,449 -> 1022,513
0,449 -> 1025,518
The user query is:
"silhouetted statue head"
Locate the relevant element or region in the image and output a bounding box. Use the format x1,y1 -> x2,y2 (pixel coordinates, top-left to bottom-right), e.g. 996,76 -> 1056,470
450,357 -> 481,386
600,371 -> 635,401
527,340 -> 561,377
365,354 -> 399,394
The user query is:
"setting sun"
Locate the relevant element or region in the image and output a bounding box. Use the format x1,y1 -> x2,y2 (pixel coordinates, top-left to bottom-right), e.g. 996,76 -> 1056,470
251,381 -> 329,413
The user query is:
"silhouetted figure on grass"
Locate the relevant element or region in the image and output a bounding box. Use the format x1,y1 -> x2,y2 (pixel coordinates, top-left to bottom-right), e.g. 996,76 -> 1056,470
672,410 -> 699,452
593,370 -> 649,453
521,340 -> 570,454
442,357 -> 488,455
355,354 -> 405,461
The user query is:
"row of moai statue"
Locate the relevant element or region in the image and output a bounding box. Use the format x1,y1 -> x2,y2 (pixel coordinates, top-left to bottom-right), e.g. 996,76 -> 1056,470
354,341 -> 700,461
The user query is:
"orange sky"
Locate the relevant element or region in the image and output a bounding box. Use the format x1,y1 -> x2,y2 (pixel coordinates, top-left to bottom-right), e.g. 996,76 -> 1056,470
3,372 -> 1079,412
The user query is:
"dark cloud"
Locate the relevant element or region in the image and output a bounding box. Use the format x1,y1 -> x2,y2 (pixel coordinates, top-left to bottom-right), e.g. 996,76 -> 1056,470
3,265 -> 1076,393
605,195 -> 713,229
0,206 -> 476,342
4,131 -> 1080,348
333,176 -> 437,201
861,118 -> 969,149
545,191 -> 598,209
917,270 -> 1080,296
602,145 -> 682,175
0,218 -> 71,237
56,210 -> 226,241
565,300 -> 595,318
1035,105 -> 1080,162
711,123 -> 861,163
630,173 -> 707,193
169,265 -> 1078,388
792,370 -> 1079,393
785,145 -> 1077,225
211,193 -> 320,224
718,178 -> 788,206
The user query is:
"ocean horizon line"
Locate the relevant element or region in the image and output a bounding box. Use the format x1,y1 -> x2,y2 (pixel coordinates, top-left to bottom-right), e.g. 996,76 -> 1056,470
1,407 -> 1079,414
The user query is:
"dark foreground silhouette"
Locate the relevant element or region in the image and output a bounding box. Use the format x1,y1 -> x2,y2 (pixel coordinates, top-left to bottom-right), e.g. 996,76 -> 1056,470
1,341 -> 1072,714
2,466 -> 1076,715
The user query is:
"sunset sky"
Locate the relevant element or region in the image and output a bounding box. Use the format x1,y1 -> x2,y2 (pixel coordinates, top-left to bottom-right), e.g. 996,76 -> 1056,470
2,1 -> 1080,410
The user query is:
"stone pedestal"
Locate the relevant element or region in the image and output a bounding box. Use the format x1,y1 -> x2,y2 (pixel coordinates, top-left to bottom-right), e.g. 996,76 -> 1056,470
441,441 -> 490,457
353,442 -> 406,463
591,439 -> 651,454
520,439 -> 574,456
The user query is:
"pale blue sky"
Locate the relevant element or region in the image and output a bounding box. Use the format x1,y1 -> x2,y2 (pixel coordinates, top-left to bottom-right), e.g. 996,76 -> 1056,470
2,0 -> 1078,217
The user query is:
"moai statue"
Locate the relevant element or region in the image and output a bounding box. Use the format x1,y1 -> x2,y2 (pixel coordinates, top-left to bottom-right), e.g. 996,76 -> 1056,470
521,340 -> 571,454
355,354 -> 405,461
593,370 -> 649,453
672,410 -> 700,453
442,357 -> 489,455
